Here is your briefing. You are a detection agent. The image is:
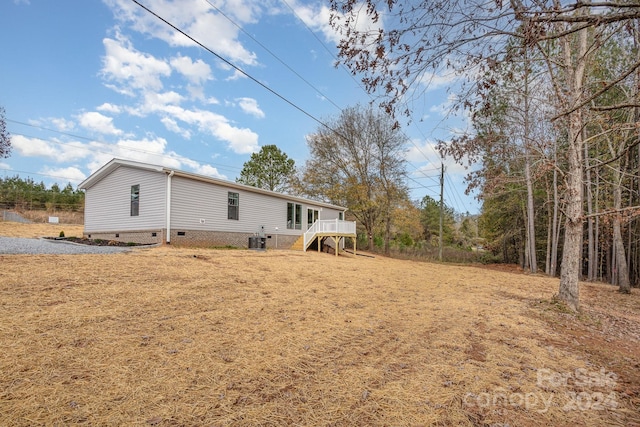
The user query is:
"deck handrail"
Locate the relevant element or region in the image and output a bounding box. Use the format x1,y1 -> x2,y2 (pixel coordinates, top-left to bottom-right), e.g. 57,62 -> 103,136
303,219 -> 356,251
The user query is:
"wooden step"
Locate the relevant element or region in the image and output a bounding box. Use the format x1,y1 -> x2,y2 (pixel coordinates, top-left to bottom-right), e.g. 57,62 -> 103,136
290,234 -> 305,251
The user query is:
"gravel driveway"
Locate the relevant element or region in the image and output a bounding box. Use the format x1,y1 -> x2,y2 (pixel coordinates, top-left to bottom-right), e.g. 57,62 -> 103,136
0,237 -> 133,255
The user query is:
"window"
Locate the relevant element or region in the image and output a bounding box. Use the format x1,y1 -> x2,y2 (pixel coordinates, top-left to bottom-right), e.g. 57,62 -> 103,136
228,192 -> 239,220
287,202 -> 302,229
307,208 -> 319,226
295,204 -> 302,229
131,185 -> 140,216
339,211 -> 344,220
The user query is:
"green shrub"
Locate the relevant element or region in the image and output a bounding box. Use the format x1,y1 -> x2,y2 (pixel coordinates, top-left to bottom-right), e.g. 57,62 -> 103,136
59,230 -> 65,238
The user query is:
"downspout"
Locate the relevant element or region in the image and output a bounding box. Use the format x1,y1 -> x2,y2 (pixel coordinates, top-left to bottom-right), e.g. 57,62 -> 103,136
166,170 -> 174,244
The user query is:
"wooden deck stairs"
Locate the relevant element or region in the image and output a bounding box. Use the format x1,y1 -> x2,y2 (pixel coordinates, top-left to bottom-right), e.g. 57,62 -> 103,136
299,219 -> 357,256
290,235 -> 305,251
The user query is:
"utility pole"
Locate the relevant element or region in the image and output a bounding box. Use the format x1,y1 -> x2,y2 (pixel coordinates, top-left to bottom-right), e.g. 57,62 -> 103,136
439,163 -> 444,262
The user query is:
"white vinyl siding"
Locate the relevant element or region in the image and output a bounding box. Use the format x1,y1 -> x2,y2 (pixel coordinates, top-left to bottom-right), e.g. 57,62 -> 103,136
170,176 -> 343,235
84,166 -> 166,232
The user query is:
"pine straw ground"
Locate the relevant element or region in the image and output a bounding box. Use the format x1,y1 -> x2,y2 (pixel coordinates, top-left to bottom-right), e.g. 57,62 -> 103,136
0,222 -> 639,426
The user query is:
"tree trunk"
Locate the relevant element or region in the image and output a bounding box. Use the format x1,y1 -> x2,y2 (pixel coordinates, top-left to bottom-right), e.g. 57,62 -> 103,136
595,172 -> 601,281
525,154 -> 537,273
613,167 -> 631,293
557,26 -> 587,311
584,131 -> 596,281
559,152 -> 583,311
549,143 -> 560,277
523,49 -> 537,273
546,179 -> 553,275
384,210 -> 391,256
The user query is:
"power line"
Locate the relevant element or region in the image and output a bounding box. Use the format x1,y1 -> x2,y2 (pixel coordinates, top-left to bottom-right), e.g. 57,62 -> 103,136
277,0 -> 447,191
279,0 -> 367,94
131,0 -> 444,199
204,0 -> 444,196
131,0 -> 336,136
444,172 -> 465,214
200,0 -> 343,112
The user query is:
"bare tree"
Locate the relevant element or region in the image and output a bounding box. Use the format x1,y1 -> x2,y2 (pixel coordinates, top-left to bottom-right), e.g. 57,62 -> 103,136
301,106 -> 407,251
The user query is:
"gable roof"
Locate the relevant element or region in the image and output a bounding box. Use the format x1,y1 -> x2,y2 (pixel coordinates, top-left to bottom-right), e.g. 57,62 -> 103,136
79,158 -> 347,211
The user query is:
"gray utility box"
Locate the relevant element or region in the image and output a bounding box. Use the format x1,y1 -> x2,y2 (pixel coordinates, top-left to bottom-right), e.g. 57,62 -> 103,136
248,236 -> 266,250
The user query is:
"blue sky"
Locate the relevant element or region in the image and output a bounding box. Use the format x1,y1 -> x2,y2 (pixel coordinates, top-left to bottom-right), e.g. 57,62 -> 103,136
0,0 -> 479,214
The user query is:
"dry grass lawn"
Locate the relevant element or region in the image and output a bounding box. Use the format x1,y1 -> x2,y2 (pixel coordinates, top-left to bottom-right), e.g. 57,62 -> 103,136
0,222 -> 639,426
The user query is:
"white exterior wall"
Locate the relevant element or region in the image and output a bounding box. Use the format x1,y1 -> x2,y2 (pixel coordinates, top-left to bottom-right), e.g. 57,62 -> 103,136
169,176 -> 343,235
84,166 -> 166,232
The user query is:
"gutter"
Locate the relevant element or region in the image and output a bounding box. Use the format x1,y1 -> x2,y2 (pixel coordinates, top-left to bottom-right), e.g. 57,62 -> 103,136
166,170 -> 174,244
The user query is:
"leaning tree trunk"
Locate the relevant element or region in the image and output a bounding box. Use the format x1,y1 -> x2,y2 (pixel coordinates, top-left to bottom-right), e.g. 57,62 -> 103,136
558,26 -> 588,311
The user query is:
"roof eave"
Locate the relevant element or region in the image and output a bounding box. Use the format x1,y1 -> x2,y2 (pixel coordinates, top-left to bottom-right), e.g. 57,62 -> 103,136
78,158 -> 164,190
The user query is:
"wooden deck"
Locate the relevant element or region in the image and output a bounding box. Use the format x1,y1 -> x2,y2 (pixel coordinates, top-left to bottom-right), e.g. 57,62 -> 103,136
303,219 -> 357,256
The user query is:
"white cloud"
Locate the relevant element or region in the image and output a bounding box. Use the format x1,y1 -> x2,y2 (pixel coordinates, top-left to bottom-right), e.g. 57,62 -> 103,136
194,163 -> 224,178
406,138 -> 469,176
77,111 -> 123,135
170,54 -> 212,85
290,0 -> 381,46
138,91 -> 184,114
406,138 -> 442,164
12,135 -> 91,161
418,70 -> 459,92
155,105 -> 260,154
39,166 -> 87,184
161,117 -> 192,139
49,117 -> 75,132
85,136 -> 173,173
236,97 -> 265,119
83,135 -> 226,180
177,157 -> 226,179
0,162 -> 10,170
429,93 -> 459,117
96,103 -> 122,114
104,0 -> 258,68
225,69 -> 247,81
101,33 -> 172,95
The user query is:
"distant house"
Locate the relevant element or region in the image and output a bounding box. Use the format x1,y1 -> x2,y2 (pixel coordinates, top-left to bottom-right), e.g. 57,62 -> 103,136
79,158 -> 356,253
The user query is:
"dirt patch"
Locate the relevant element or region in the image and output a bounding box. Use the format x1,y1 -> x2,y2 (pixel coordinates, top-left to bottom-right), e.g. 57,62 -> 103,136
0,224 -> 638,426
0,221 -> 84,238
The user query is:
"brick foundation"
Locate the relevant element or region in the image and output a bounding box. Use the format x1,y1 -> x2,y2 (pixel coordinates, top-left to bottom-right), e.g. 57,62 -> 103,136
84,228 -> 301,249
169,229 -> 299,249
83,229 -> 165,245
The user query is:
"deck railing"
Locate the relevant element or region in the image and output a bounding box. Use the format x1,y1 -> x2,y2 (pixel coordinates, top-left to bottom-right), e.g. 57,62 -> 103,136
303,219 -> 356,251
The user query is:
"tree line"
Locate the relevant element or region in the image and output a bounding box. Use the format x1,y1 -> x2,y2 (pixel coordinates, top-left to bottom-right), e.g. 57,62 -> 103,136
0,176 -> 84,212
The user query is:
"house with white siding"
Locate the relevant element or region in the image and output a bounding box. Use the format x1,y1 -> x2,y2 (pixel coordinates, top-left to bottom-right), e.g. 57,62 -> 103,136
78,158 -> 357,253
